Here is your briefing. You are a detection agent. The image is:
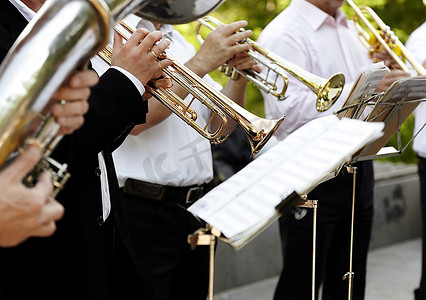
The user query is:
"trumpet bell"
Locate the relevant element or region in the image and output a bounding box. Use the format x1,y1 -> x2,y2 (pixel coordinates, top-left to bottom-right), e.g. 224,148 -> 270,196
99,20 -> 283,158
249,115 -> 285,157
316,73 -> 346,112
196,16 -> 345,112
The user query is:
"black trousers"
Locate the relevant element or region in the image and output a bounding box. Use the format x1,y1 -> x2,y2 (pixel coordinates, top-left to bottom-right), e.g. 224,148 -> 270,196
416,156 -> 426,300
274,161 -> 374,300
109,193 -> 211,300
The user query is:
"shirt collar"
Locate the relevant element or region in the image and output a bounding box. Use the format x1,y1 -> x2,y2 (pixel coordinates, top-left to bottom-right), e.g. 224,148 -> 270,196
292,0 -> 348,31
8,0 -> 35,22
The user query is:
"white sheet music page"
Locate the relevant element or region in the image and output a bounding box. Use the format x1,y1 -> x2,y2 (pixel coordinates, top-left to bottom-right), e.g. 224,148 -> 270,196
188,115 -> 384,247
336,62 -> 388,119
365,75 -> 426,122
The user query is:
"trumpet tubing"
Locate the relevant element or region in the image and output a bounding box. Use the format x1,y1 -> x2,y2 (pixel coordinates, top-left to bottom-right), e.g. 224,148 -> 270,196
347,0 -> 426,75
196,17 -> 288,101
99,21 -> 284,157
195,16 -> 345,112
0,0 -> 225,195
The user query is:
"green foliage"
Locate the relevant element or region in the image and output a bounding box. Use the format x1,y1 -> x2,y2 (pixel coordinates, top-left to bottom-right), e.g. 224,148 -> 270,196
174,0 -> 426,164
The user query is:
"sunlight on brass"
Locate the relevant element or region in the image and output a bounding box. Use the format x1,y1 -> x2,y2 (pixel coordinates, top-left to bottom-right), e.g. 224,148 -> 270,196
99,21 -> 285,157
196,16 -> 346,112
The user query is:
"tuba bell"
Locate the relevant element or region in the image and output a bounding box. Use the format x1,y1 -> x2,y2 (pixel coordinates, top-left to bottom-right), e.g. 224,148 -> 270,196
346,0 -> 426,75
0,0 -> 224,195
99,20 -> 285,158
195,16 -> 346,112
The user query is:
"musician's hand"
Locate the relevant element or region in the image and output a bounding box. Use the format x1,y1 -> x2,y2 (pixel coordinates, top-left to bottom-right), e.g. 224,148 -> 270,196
112,29 -> 172,86
372,50 -> 404,70
0,145 -> 64,247
227,52 -> 262,84
375,69 -> 411,92
142,76 -> 173,100
51,69 -> 98,135
187,20 -> 253,77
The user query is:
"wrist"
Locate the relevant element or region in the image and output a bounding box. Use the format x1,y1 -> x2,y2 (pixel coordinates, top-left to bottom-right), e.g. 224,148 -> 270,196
185,56 -> 211,78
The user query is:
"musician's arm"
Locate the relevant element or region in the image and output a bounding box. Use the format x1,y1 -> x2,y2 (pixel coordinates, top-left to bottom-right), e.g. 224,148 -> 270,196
130,21 -> 256,136
0,145 -> 63,247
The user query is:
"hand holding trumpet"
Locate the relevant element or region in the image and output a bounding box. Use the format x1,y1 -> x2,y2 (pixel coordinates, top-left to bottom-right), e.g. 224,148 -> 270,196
111,29 -> 172,87
186,20 -> 260,78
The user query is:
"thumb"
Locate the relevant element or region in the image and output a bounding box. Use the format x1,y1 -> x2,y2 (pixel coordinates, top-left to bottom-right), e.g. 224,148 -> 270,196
3,145 -> 41,182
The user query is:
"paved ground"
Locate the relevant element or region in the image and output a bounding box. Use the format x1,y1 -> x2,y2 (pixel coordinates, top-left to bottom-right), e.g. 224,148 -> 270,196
214,238 -> 422,300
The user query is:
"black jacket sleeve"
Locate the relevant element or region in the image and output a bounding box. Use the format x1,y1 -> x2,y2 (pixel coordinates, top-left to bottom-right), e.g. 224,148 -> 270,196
52,68 -> 148,167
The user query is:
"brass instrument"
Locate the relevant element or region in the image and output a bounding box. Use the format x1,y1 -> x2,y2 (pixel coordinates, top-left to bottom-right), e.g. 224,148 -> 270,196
99,21 -> 285,158
347,0 -> 426,75
195,16 -> 346,112
0,0 -> 223,195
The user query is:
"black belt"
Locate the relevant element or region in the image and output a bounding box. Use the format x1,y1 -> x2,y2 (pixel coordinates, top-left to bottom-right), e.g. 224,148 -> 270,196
122,178 -> 206,207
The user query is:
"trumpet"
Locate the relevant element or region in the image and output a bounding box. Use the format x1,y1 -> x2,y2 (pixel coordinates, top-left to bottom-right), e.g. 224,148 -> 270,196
347,0 -> 426,75
195,16 -> 346,112
98,21 -> 284,158
0,0 -> 224,196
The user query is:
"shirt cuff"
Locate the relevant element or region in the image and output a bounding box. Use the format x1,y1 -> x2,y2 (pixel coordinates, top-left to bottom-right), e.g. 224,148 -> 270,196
111,66 -> 146,95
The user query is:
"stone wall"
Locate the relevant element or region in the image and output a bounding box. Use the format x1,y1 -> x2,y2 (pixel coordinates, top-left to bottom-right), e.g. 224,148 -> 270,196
370,162 -> 421,249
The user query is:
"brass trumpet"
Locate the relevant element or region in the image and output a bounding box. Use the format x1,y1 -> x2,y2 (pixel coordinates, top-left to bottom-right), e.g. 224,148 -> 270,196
347,0 -> 426,75
99,21 -> 285,158
0,0 -> 225,196
195,16 -> 346,112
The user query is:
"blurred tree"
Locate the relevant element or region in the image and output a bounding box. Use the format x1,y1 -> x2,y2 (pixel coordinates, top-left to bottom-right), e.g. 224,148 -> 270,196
174,0 -> 426,164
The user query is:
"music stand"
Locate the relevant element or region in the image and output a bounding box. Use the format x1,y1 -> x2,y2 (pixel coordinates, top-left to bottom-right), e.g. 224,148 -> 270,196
187,115 -> 385,299
187,190 -> 305,299
342,75 -> 426,162
187,225 -> 221,300
334,75 -> 426,300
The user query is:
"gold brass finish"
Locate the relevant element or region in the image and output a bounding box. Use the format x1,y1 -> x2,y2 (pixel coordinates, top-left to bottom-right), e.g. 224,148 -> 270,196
195,16 -> 346,112
347,0 -> 426,75
99,21 -> 285,157
0,0 -> 225,196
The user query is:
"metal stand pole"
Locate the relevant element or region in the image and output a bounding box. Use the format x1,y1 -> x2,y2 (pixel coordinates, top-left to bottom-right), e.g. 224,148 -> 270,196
342,166 -> 357,300
298,199 -> 318,300
188,226 -> 220,300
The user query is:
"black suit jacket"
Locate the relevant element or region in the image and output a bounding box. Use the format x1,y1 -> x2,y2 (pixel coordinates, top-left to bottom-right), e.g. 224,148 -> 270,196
0,2 -> 147,299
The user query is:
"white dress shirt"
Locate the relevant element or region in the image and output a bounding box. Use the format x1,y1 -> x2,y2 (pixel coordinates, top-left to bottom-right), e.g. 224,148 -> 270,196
257,0 -> 372,140
112,18 -> 222,187
405,21 -> 426,159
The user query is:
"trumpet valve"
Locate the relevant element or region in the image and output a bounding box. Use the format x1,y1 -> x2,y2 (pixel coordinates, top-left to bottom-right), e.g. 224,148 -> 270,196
219,65 -> 240,80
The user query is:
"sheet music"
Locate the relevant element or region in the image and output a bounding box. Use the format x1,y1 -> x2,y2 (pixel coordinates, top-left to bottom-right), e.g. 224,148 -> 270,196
351,75 -> 426,161
336,62 -> 388,119
365,75 -> 426,122
188,115 -> 384,247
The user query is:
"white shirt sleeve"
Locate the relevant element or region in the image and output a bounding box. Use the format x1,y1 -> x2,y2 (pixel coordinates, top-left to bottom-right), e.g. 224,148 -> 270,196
111,66 -> 146,95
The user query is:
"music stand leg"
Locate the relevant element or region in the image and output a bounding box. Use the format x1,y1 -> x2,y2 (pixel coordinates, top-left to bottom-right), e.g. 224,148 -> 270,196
208,234 -> 216,300
188,226 -> 219,300
298,199 -> 318,300
342,166 -> 357,300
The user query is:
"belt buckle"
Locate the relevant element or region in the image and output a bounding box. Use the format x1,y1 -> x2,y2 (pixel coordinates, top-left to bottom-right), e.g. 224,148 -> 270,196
186,187 -> 202,205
